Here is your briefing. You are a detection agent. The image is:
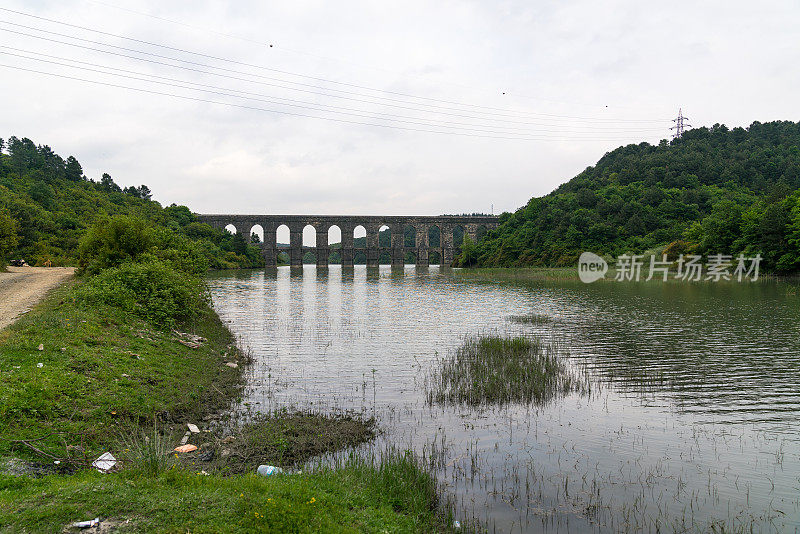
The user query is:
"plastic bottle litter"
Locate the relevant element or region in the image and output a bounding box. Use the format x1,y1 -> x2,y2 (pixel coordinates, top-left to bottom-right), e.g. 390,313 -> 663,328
257,465 -> 283,476
92,452 -> 116,473
187,423 -> 200,434
71,517 -> 100,529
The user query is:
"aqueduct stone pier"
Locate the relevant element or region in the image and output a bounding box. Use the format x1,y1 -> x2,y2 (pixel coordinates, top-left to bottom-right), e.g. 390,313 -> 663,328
195,214 -> 499,266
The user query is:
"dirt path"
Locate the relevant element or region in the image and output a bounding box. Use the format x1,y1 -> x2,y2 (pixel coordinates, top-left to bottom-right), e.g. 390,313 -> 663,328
0,267 -> 75,331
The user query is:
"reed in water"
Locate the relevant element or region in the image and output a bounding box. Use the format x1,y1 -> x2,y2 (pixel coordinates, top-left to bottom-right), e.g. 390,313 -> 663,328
427,335 -> 589,406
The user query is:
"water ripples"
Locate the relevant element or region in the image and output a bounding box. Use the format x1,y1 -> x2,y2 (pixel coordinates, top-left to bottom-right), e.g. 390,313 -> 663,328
207,266 -> 800,532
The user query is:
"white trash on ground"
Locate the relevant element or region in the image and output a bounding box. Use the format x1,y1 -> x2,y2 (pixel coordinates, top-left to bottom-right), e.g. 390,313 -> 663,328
257,465 -> 283,476
92,452 -> 116,473
71,517 -> 100,529
187,423 -> 200,433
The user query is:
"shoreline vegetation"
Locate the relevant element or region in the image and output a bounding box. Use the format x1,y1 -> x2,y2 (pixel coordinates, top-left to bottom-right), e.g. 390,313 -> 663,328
454,265 -> 799,283
454,267 -> 579,282
0,216 -> 455,531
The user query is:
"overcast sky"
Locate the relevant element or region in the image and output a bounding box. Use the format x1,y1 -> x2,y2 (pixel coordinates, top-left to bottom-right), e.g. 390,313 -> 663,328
1,0 -> 798,216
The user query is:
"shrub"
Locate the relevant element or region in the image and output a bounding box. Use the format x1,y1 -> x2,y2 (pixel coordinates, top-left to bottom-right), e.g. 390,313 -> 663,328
77,215 -> 154,274
78,216 -> 210,275
77,260 -> 209,327
147,227 -> 209,275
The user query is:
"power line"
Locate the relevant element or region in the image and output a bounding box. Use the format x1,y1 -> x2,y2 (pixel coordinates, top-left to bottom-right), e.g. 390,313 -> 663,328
0,23 -> 671,130
0,46 -> 669,135
0,6 -> 671,123
82,0 -> 652,113
1,49 -> 638,136
0,62 -> 663,142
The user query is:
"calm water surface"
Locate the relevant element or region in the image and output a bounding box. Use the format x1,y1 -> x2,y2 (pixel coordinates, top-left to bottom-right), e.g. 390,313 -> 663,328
207,266 -> 800,532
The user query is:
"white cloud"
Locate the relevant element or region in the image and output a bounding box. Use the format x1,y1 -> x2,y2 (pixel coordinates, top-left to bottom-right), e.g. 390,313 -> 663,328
1,0 -> 798,216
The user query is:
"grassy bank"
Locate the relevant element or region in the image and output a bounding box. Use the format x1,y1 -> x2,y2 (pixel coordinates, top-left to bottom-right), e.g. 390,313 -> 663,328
0,283 -> 245,463
0,451 -> 449,533
0,282 -> 453,532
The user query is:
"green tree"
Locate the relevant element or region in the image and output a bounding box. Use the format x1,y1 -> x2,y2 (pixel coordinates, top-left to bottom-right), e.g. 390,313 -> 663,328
379,227 -> 390,247
64,156 -> 83,181
28,181 -> 54,209
123,186 -> 141,198
164,204 -> 195,227
457,234 -> 478,267
777,192 -> 800,272
0,208 -> 20,267
230,232 -> 248,255
744,202 -> 790,269
691,200 -> 744,254
137,185 -> 152,200
99,173 -> 122,193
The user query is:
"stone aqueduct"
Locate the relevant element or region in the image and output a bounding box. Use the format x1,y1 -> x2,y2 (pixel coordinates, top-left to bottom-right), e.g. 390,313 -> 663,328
196,214 -> 500,266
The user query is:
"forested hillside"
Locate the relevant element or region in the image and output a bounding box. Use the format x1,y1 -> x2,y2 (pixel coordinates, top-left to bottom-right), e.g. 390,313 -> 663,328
0,136 -> 263,269
467,121 -> 800,273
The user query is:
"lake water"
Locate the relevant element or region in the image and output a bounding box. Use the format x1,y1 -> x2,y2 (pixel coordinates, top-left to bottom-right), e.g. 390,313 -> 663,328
207,266 -> 800,532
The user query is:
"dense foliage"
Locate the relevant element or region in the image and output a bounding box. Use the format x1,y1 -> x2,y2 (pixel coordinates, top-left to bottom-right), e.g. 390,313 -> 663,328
0,207 -> 18,268
0,136 -> 263,269
77,259 -> 210,327
77,215 -> 209,275
74,214 -> 216,327
469,121 -> 800,273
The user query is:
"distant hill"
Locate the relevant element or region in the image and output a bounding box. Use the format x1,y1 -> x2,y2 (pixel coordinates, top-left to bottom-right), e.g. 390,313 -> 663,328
0,136 -> 263,269
467,121 -> 800,273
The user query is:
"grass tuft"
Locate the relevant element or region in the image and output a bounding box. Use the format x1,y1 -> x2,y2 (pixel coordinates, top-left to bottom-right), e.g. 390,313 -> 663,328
116,419 -> 174,477
428,335 -> 589,406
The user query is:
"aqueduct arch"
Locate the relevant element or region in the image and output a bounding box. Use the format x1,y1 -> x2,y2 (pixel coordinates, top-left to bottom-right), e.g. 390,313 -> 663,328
201,214 -> 499,267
